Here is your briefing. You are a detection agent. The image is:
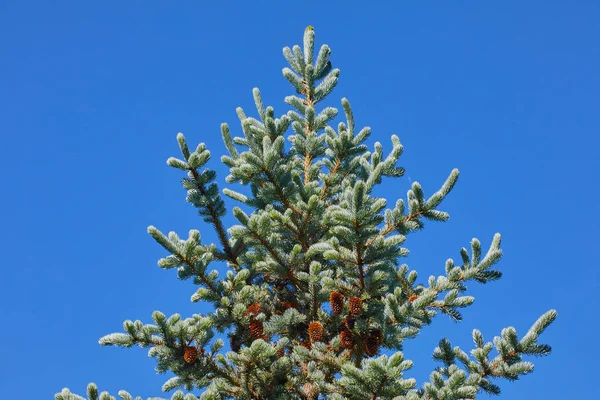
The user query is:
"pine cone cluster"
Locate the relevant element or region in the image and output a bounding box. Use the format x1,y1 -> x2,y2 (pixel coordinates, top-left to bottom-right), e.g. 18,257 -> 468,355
349,297 -> 362,315
329,291 -> 345,315
183,346 -> 199,364
308,321 -> 324,343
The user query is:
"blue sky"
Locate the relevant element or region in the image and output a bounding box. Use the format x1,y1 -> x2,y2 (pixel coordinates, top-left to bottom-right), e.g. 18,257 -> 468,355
1,1 -> 598,399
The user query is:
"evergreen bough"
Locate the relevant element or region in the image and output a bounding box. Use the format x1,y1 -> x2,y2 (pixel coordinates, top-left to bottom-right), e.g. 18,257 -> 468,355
56,27 -> 556,400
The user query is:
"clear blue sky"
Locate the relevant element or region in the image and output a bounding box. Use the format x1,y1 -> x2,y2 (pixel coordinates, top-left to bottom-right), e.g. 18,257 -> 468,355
1,1 -> 598,399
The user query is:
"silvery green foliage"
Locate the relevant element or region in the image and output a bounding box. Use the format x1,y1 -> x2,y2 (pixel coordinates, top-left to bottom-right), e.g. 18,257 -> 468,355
55,383 -> 198,400
57,27 -> 555,400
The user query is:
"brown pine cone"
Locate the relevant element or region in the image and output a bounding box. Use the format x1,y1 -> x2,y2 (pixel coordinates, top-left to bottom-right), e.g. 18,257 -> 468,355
408,294 -> 419,303
300,340 -> 312,350
280,301 -> 295,310
246,303 -> 261,316
364,333 -> 380,356
230,335 -> 242,352
276,347 -> 285,358
343,315 -> 356,330
349,297 -> 363,315
308,321 -> 324,343
373,329 -> 383,344
183,346 -> 199,364
303,382 -> 319,400
340,329 -> 354,349
329,291 -> 345,315
249,320 -> 264,339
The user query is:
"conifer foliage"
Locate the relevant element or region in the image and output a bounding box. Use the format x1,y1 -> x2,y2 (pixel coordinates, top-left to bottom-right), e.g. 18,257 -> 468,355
56,27 -> 556,400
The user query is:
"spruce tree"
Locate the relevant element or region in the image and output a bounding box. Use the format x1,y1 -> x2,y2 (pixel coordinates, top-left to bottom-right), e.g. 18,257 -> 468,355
56,27 -> 556,400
